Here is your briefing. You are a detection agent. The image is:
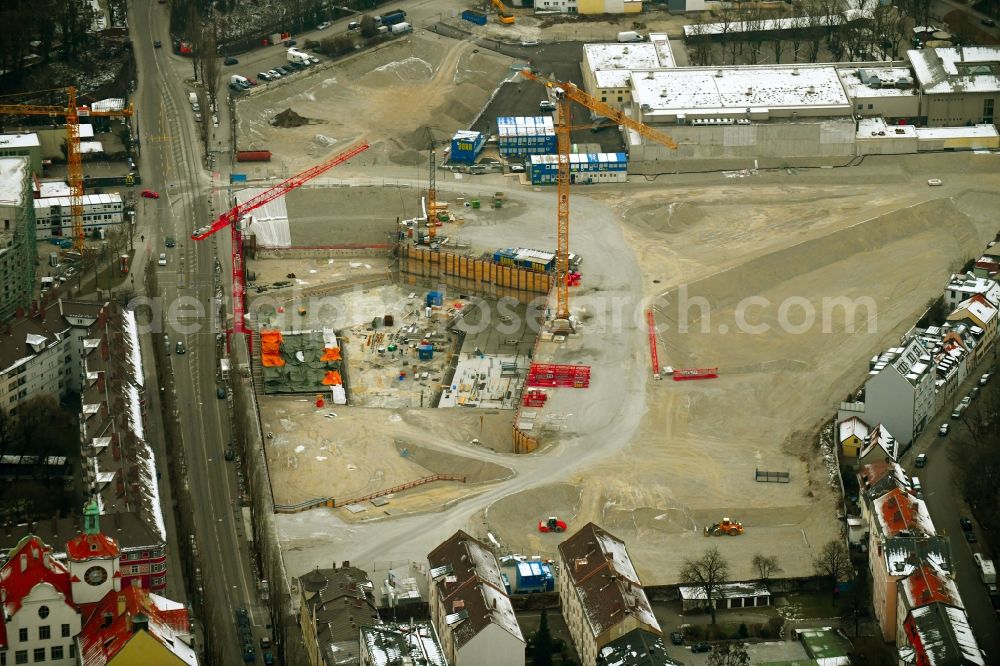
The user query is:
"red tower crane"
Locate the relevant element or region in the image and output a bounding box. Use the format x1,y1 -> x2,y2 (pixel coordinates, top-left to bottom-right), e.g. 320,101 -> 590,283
191,142 -> 370,345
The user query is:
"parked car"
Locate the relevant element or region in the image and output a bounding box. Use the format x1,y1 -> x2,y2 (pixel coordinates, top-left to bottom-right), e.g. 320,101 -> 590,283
960,517 -> 973,531
348,21 -> 361,31
961,396 -> 972,407
246,77 -> 258,85
283,39 -> 297,47
217,386 -> 226,399
224,56 -> 239,65
158,253 -> 167,266
670,632 -> 684,645
915,453 -> 927,468
966,531 -> 978,543
165,236 -> 176,248
521,39 -> 539,46
260,637 -> 272,650
257,71 -> 272,81
981,373 -> 992,386
175,341 -> 186,354
141,189 -> 159,199
938,423 -> 950,436
982,18 -> 997,26
510,164 -> 525,173
971,387 -> 981,399
277,65 -> 292,75
927,178 -> 943,186
539,100 -> 556,112
224,448 -> 236,461
153,40 -> 162,48
268,68 -> 282,78
691,642 -> 711,653
317,21 -> 331,30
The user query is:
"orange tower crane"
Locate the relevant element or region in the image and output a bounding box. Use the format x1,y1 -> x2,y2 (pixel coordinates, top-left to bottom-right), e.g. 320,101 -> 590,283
0,87 -> 134,253
191,143 -> 369,347
520,70 -> 678,325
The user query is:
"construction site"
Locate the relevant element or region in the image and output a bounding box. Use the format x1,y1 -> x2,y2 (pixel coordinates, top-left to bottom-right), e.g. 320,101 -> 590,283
216,28 -> 1000,587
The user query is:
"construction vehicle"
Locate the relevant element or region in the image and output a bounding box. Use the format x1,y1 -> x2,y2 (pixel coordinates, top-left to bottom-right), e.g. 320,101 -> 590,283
520,70 -> 677,329
492,0 -> 515,24
191,143 -> 369,349
538,516 -> 567,533
704,517 -> 744,537
0,87 -> 134,253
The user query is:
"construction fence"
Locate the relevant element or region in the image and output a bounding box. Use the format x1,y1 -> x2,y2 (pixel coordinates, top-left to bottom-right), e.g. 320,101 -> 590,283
398,245 -> 554,304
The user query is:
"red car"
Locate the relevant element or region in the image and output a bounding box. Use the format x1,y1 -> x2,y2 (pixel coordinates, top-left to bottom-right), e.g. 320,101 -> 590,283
538,517 -> 567,533
141,189 -> 159,199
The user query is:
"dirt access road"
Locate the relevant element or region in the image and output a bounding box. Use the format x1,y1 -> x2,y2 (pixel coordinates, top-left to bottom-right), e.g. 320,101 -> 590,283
276,153 -> 1000,585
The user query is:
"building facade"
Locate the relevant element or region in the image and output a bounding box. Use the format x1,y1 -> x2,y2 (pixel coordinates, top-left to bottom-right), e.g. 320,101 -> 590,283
909,47 -> 1000,126
557,523 -> 661,666
497,117 -> 556,158
33,193 -> 123,240
427,531 -> 524,666
0,135 -> 42,174
298,563 -> 379,666
528,153 -> 629,185
0,157 -> 37,321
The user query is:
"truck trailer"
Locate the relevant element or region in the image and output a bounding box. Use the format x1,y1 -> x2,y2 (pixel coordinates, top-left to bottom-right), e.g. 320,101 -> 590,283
379,9 -> 407,26
975,553 -> 996,584
391,22 -> 412,34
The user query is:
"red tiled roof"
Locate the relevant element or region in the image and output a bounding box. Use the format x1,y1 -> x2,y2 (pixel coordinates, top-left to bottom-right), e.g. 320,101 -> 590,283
78,585 -> 193,666
876,487 -> 931,537
66,532 -> 119,562
904,565 -> 960,610
0,535 -> 73,648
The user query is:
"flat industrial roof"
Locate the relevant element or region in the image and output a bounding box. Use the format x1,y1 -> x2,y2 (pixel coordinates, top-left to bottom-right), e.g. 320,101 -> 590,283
908,47 -> 1000,94
857,117 -> 917,139
916,124 -> 999,139
0,133 -> 40,149
34,193 -> 123,207
586,33 -> 675,90
631,65 -> 850,114
837,66 -> 917,97
0,157 -> 28,206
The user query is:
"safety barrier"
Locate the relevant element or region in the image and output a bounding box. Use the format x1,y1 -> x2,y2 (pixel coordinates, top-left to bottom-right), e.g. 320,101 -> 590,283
273,474 -> 467,513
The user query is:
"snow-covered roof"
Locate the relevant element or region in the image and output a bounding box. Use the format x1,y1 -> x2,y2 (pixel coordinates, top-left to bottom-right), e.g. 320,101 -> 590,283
870,337 -> 933,386
37,180 -> 72,198
78,141 -> 104,154
34,193 -> 123,208
860,423 -> 899,461
0,157 -> 28,206
631,65 -> 850,117
452,130 -> 481,141
838,416 -> 869,443
683,9 -> 872,37
679,581 -> 770,600
908,46 -> 1000,94
857,117 -> 917,140
530,153 -> 628,166
946,273 -> 1000,305
0,133 -> 39,149
902,564 -> 961,610
585,43 -> 661,78
90,98 -> 127,112
883,537 -> 952,579
906,603 -> 984,665
917,125 -> 999,139
953,295 -> 998,326
837,66 -> 916,98
873,488 -> 935,540
234,188 -> 290,248
360,622 -> 448,666
122,309 -> 143,389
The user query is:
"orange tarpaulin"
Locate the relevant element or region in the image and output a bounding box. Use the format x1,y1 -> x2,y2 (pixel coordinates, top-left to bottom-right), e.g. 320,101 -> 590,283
322,370 -> 343,386
321,347 -> 341,362
261,329 -> 286,367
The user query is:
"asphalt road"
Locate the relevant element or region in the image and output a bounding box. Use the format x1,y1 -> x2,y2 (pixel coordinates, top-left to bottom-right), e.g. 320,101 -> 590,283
900,364 -> 999,661
130,0 -> 267,662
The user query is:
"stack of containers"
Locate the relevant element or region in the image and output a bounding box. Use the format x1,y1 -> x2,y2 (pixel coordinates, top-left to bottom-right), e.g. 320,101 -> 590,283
324,328 -> 348,405
528,152 -> 629,185
497,116 -> 557,158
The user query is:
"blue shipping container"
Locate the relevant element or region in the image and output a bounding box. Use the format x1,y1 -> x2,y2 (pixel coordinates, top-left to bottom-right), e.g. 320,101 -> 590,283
450,131 -> 486,165
462,9 -> 488,25
516,561 -> 554,593
380,9 -> 407,25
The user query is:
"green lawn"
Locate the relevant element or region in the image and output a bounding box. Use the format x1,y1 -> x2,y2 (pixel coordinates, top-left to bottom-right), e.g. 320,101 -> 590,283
775,592 -> 843,620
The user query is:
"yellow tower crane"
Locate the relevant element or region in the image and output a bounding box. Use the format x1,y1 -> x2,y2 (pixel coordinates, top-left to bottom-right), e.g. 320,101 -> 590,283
0,87 -> 134,253
521,70 -> 678,326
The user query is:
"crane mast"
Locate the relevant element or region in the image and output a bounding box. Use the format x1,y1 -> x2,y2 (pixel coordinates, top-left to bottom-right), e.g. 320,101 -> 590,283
520,70 -> 678,325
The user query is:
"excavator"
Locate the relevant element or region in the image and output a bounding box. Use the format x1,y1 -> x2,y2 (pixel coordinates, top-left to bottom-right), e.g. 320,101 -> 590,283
704,517 -> 744,537
492,0 -> 515,24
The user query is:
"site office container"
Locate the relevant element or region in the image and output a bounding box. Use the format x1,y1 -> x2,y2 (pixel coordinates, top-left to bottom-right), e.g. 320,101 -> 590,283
236,150 -> 272,162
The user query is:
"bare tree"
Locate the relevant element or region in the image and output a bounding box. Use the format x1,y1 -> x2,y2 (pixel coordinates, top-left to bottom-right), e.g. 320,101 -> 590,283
813,539 -> 852,603
801,0 -> 828,63
714,5 -> 741,66
752,554 -> 782,583
185,3 -> 204,83
708,643 -> 751,666
689,17 -> 715,66
742,5 -> 768,65
679,547 -> 729,625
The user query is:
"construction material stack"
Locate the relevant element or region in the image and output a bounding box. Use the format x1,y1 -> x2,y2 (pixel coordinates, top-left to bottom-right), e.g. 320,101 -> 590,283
526,363 -> 590,388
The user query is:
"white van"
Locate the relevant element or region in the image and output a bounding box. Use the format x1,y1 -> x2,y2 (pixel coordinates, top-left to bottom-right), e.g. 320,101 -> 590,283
229,74 -> 251,89
911,476 -> 922,497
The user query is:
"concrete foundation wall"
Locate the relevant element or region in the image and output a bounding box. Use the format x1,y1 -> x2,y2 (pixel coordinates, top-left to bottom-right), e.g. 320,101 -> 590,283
630,120 -> 857,168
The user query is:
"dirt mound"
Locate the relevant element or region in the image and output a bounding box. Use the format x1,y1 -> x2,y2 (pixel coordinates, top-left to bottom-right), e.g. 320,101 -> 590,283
393,441 -> 513,484
272,108 -> 312,128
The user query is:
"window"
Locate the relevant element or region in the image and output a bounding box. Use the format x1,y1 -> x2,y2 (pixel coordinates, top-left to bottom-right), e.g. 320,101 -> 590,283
32,648 -> 44,662
69,645 -> 76,658
618,96 -> 623,102
39,626 -> 50,640
61,624 -> 70,638
49,647 -> 62,661
984,98 -> 994,124
19,628 -> 28,642
129,565 -> 140,574
867,104 -> 874,110
857,103 -> 862,110
15,651 -> 27,665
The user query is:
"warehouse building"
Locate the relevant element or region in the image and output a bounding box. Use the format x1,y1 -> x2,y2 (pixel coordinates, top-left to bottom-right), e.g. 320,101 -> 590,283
627,64 -> 857,164
581,34 -> 675,109
0,134 -> 42,175
528,153 -> 628,185
33,192 -> 124,240
532,0 -> 641,15
497,116 -> 556,158
0,157 -> 37,320
909,46 -> 1000,126
838,66 -> 919,122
